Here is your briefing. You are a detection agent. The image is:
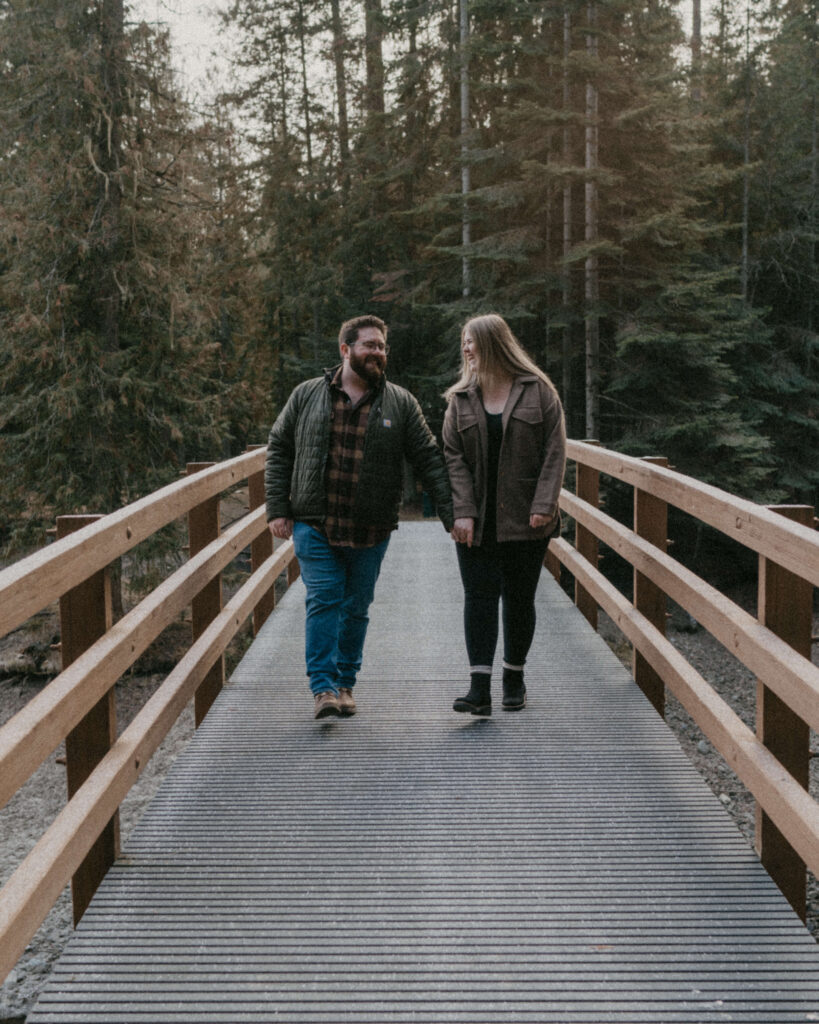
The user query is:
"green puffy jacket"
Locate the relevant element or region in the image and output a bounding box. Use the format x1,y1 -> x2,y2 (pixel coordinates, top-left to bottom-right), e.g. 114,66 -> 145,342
265,367 -> 454,533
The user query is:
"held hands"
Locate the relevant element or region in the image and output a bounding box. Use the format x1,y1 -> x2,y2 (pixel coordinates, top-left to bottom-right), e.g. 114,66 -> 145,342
269,517 -> 294,540
451,514 -> 553,545
450,517 -> 474,547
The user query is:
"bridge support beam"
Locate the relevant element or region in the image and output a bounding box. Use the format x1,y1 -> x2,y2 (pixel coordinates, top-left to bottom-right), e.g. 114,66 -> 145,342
633,457 -> 669,717
57,514 -> 118,925
756,503 -> 814,921
187,463 -> 225,727
575,440 -> 600,629
247,446 -> 278,635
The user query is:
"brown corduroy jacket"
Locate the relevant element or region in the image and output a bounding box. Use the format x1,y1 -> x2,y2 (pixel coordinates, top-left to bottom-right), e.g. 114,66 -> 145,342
442,374 -> 566,546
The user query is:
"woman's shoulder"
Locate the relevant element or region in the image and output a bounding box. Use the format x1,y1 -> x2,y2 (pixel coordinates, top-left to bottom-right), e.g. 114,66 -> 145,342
517,373 -> 560,402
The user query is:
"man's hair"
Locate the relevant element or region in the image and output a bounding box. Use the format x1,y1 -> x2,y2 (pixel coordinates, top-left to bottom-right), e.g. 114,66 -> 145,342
338,314 -> 388,349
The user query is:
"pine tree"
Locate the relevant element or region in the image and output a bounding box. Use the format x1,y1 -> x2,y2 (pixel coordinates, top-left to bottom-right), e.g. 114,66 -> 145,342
0,2 -> 231,546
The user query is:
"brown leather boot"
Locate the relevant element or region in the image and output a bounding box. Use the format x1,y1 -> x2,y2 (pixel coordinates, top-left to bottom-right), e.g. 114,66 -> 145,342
338,687 -> 357,716
313,691 -> 341,719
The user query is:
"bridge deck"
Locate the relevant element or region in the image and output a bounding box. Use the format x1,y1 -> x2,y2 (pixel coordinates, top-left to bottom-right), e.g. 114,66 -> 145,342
29,522 -> 819,1022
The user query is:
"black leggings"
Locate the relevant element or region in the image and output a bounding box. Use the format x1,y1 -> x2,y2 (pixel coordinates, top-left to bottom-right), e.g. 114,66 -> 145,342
455,537 -> 549,670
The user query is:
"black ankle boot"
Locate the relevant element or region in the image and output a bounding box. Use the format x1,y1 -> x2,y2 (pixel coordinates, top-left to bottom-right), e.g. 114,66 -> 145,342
453,672 -> 491,716
502,668 -> 526,711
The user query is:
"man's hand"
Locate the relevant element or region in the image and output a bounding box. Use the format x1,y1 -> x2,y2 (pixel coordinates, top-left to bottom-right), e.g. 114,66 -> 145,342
450,517 -> 475,547
270,517 -> 294,540
530,513 -> 555,530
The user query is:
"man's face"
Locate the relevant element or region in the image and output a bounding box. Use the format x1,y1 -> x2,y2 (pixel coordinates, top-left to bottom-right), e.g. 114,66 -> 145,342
344,325 -> 388,386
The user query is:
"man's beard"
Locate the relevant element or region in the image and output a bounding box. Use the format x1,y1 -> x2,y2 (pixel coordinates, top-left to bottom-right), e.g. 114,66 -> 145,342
349,349 -> 385,386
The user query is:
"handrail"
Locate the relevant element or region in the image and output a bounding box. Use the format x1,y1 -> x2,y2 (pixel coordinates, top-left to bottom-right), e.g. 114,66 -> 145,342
0,506 -> 266,810
0,449 -> 266,638
554,442 -> 818,920
566,440 -> 819,586
0,446 -> 295,989
560,491 -> 819,731
553,537 -> 819,878
0,542 -> 293,984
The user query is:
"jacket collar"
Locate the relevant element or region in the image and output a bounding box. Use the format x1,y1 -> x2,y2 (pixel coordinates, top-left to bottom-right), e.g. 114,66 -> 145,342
458,374 -> 538,429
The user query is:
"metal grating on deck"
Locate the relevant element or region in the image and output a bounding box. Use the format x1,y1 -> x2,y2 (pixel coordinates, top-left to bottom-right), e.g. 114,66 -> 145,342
28,521 -> 819,1022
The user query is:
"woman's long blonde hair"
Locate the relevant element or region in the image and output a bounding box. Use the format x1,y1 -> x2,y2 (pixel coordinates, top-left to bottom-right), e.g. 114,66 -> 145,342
444,313 -> 557,401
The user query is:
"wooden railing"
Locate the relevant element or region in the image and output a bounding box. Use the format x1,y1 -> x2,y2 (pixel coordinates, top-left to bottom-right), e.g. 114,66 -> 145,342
2,441 -> 817,986
0,447 -> 299,984
548,440 -> 819,920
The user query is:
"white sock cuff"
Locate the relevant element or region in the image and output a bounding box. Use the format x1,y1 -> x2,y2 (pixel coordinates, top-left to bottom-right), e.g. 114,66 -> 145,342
503,661 -> 524,672
470,665 -> 493,676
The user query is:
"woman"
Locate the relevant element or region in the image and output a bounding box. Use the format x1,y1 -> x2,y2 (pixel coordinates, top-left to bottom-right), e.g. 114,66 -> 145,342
442,313 -> 566,715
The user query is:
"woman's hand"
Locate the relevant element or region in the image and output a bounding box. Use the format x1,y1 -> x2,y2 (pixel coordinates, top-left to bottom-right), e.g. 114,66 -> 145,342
530,513 -> 555,530
451,517 -> 475,547
269,517 -> 294,540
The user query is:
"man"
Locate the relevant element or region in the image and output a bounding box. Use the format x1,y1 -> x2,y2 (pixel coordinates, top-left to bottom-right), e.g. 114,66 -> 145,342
265,314 -> 454,719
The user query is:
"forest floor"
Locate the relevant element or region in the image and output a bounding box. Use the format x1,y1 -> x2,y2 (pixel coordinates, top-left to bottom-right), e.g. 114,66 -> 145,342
1,564 -> 817,1022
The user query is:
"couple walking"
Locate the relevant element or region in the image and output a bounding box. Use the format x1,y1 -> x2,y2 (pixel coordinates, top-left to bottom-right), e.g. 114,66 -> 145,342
265,313 -> 567,720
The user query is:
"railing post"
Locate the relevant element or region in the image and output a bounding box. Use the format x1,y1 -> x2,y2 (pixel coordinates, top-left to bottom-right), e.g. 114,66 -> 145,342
544,541 -> 561,582
633,456 -> 669,717
56,514 -> 118,925
755,504 -> 814,921
187,463 -> 224,727
575,441 -> 600,629
246,445 -> 277,634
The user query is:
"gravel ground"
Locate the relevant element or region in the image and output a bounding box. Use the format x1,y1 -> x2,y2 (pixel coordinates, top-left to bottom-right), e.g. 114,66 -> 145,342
1,594 -> 817,1022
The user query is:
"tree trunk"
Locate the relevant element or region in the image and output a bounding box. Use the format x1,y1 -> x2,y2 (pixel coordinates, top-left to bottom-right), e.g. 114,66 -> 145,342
297,0 -> 314,174
562,6 -> 573,427
691,0 -> 702,103
741,6 -> 751,302
364,0 -> 385,118
584,1 -> 600,439
460,0 -> 471,298
99,0 -> 124,353
330,0 -> 350,165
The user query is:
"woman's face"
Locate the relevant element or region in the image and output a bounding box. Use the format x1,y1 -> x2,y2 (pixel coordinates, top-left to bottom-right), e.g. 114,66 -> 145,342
462,331 -> 479,372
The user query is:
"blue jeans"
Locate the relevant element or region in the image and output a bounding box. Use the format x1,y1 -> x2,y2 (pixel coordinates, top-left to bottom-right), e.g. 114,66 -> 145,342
292,522 -> 390,695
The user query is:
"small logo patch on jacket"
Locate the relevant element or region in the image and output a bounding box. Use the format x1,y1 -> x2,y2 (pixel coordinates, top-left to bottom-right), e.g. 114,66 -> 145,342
383,418 -> 392,427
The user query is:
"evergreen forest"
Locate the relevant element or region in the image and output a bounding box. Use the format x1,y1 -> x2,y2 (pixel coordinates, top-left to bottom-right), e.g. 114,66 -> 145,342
1,0 -> 817,549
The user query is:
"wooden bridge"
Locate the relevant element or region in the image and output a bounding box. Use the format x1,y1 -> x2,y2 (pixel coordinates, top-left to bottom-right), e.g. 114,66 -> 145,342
1,443 -> 818,1021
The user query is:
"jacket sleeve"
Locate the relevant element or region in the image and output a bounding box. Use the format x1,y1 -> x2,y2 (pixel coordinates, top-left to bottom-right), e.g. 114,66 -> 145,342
264,388 -> 301,521
442,398 -> 479,521
530,388 -> 567,519
403,395 -> 454,532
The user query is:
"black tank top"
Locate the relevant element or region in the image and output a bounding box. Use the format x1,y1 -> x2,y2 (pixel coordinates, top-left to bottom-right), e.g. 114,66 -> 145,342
483,410 -> 503,543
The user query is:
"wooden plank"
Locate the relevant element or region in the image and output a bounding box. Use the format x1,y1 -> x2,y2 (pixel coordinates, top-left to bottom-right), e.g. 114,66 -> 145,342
0,449 -> 265,640
0,542 -> 295,986
246,448 -> 276,635
558,491 -> 819,732
755,505 -> 814,921
187,463 -> 224,726
552,537 -> 819,880
575,445 -> 599,629
0,507 -> 267,812
23,524 -> 819,1023
566,440 -> 819,587
633,457 -> 668,716
57,515 -> 119,926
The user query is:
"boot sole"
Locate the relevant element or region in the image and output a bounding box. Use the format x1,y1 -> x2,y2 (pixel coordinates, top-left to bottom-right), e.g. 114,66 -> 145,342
314,702 -> 341,719
502,699 -> 526,711
453,700 -> 492,716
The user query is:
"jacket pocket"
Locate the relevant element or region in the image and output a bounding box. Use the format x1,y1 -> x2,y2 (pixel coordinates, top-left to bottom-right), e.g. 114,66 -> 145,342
457,409 -> 479,433
510,403 -> 543,425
